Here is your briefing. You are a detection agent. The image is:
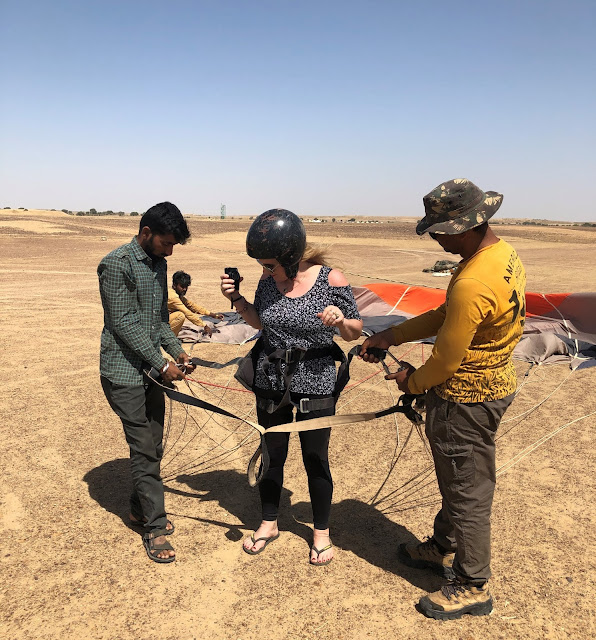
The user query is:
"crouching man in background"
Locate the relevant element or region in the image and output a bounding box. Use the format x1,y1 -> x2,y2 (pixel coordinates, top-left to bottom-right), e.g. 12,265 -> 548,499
168,270 -> 223,337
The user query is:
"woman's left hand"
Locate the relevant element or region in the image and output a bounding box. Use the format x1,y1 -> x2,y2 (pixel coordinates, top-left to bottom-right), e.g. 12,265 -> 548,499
317,306 -> 344,327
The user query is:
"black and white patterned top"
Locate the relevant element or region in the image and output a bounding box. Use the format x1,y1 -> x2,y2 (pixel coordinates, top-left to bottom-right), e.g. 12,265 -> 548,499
253,266 -> 361,394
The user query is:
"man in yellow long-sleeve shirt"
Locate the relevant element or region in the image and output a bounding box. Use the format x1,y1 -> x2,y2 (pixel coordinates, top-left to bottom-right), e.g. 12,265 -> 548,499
168,271 -> 223,337
361,178 -> 526,620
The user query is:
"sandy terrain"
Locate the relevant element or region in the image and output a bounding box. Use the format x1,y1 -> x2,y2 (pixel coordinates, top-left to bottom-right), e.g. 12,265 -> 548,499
1,209 -> 595,640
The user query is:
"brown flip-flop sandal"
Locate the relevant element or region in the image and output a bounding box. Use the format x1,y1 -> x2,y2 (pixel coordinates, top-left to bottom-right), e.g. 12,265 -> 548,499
243,532 -> 280,555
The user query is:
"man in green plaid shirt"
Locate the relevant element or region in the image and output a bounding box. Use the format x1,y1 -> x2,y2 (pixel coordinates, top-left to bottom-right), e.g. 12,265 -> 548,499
98,202 -> 194,563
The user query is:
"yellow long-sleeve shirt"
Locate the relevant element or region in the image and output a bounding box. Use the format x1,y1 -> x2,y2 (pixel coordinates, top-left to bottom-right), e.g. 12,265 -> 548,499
392,239 -> 526,403
167,288 -> 211,328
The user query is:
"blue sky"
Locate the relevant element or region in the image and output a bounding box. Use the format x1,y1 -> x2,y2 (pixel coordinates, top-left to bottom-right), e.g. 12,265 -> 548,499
1,0 -> 594,220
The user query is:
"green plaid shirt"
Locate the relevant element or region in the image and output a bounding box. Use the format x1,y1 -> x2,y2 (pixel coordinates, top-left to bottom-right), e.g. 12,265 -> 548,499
98,237 -> 184,385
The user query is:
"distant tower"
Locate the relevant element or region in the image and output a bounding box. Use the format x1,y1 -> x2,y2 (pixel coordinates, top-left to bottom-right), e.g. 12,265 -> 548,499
220,204 -> 226,220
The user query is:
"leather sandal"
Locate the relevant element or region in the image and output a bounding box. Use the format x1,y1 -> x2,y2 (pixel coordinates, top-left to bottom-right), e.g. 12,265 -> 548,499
143,529 -> 176,563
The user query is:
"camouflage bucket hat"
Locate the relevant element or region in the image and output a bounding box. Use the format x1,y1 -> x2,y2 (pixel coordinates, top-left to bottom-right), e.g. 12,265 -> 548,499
416,178 -> 503,236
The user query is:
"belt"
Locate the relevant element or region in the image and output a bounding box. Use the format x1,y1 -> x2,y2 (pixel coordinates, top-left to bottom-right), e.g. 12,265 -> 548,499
255,394 -> 335,414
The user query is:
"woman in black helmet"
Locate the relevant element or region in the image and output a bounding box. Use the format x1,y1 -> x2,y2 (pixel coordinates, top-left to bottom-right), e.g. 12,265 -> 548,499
220,209 -> 362,565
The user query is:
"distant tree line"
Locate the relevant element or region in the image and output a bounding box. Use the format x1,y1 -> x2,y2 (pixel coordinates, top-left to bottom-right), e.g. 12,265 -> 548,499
75,209 -> 138,217
518,220 -> 596,228
1,207 -> 141,216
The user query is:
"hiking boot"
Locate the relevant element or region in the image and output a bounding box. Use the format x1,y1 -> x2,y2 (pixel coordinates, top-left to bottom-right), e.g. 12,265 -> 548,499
398,537 -> 455,579
418,581 -> 493,620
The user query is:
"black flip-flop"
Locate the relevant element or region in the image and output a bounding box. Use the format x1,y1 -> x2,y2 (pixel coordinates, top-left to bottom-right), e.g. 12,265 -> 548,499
243,532 -> 280,555
143,530 -> 176,564
310,543 -> 333,566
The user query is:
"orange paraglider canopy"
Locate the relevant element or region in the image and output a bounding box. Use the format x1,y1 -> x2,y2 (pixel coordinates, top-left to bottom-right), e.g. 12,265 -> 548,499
364,283 -> 445,316
363,283 -> 574,318
355,284 -> 596,369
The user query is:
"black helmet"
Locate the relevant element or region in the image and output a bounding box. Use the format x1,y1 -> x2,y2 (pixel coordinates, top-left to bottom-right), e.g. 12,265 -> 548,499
246,209 -> 306,279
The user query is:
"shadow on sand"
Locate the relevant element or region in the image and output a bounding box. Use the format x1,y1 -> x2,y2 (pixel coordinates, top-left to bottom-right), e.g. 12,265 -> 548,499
83,458 -> 140,532
83,460 -> 441,590
171,468 -> 441,590
166,469 -> 313,545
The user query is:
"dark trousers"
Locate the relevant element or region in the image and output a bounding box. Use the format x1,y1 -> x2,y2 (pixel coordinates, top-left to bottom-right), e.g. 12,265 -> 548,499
101,376 -> 168,532
425,388 -> 514,585
257,394 -> 334,530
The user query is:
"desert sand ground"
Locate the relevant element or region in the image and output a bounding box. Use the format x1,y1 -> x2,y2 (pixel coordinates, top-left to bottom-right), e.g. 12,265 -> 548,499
1,209 -> 595,640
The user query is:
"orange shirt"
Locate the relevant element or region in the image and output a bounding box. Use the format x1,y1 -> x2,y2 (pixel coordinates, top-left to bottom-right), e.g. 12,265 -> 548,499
391,239 -> 526,402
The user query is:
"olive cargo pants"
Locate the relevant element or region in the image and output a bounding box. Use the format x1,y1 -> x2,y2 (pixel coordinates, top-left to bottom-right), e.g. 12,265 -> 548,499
425,388 -> 515,585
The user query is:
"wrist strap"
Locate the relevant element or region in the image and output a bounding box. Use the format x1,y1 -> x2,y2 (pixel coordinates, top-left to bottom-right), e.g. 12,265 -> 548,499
230,295 -> 243,304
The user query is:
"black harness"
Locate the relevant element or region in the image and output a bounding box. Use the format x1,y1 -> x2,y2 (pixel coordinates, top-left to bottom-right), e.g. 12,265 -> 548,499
232,336 -> 351,414
145,343 -> 425,486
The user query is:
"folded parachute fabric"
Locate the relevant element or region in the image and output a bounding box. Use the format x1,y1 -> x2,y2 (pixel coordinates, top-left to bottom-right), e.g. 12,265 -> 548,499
178,311 -> 259,344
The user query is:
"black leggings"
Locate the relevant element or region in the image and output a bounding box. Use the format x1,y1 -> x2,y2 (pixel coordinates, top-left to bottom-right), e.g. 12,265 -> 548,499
256,394 -> 334,530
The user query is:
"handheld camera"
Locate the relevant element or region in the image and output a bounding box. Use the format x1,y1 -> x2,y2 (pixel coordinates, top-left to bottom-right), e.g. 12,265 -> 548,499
225,267 -> 241,309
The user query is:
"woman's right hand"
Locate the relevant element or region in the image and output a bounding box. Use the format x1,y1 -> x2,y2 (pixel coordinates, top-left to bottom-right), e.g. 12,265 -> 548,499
220,273 -> 244,300
219,273 -> 262,330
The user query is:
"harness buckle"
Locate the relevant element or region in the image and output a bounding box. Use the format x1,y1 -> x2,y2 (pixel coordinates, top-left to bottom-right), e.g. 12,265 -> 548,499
285,346 -> 306,364
299,397 -> 311,413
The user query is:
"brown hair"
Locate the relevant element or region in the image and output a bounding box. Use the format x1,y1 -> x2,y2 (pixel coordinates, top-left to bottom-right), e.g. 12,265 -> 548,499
302,243 -> 331,266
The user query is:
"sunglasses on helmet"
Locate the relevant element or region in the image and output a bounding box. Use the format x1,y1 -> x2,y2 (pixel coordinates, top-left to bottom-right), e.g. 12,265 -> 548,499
256,260 -> 277,274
